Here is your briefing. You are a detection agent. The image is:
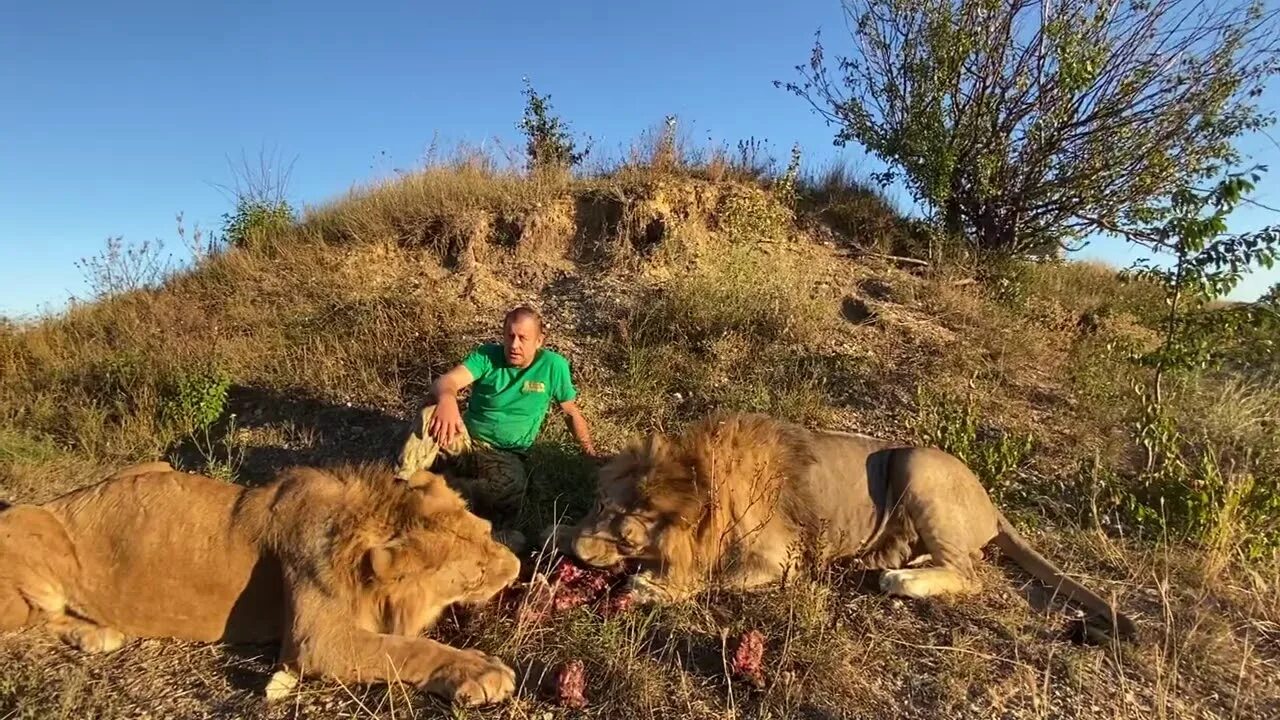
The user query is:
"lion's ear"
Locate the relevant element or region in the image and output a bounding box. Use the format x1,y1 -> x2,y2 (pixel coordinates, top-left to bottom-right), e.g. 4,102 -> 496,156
401,469 -> 444,489
363,541 -> 427,583
396,470 -> 463,515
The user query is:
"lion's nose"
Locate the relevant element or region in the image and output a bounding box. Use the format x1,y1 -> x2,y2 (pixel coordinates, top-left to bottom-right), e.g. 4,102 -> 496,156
492,544 -> 521,587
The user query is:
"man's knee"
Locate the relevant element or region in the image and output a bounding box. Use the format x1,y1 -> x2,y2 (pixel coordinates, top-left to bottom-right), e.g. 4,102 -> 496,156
395,404 -> 472,479
472,452 -> 528,516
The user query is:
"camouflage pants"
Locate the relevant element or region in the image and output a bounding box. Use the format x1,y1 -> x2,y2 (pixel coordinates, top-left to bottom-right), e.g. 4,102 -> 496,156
396,404 -> 528,521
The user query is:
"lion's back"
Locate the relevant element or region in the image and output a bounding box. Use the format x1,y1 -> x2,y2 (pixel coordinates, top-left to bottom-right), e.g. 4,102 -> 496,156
43,469 -> 270,641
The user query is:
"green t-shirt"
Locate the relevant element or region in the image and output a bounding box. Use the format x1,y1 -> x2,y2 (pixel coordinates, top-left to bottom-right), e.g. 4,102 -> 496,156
460,343 -> 578,451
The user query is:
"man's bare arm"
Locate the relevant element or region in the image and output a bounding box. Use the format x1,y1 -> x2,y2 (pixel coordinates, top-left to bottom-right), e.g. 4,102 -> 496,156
429,365 -> 475,447
559,400 -> 597,458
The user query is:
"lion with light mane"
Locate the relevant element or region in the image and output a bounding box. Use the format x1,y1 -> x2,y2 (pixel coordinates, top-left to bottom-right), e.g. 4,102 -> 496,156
566,412 -> 1137,641
0,460 -> 522,706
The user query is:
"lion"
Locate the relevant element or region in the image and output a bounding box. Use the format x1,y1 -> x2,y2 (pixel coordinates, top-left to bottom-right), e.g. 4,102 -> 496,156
0,459 -> 522,706
562,412 -> 1137,641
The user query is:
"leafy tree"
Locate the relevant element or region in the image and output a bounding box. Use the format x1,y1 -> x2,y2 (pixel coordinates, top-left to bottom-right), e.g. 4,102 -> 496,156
779,0 -> 1279,256
1121,168 -> 1280,401
517,78 -> 588,173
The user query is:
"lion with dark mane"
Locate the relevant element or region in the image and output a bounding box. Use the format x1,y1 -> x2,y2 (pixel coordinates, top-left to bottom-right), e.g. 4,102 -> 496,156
0,460 -> 521,706
565,412 -> 1137,641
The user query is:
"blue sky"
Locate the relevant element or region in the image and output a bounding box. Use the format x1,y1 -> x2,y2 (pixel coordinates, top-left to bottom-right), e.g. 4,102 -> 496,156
2,0 -> 1278,319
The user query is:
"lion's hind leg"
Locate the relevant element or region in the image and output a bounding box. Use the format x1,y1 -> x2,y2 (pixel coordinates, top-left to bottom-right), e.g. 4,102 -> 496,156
878,524 -> 983,598
878,534 -> 979,598
877,451 -> 991,600
879,565 -> 977,598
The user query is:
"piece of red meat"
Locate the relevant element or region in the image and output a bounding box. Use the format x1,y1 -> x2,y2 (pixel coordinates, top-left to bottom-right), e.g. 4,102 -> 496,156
730,629 -> 766,688
505,556 -> 641,623
552,659 -> 588,709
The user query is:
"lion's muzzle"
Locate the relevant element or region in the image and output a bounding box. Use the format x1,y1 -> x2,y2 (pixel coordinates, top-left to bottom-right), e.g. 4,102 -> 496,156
570,532 -> 624,568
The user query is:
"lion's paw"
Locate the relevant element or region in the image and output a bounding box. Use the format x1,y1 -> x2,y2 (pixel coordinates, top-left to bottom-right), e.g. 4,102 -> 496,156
880,568 -> 968,598
880,569 -> 923,597
67,625 -> 126,654
627,572 -> 672,605
264,669 -> 299,703
432,649 -> 516,707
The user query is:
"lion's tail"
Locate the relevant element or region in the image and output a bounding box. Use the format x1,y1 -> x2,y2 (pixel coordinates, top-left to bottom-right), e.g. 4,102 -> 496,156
994,512 -> 1138,642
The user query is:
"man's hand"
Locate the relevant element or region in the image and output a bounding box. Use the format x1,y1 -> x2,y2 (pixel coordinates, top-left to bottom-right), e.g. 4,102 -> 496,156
430,394 -> 466,448
560,400 -> 597,460
428,365 -> 476,449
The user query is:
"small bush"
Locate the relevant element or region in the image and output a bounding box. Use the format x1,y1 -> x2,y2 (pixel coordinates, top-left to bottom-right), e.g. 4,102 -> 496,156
910,386 -> 1034,502
1107,397 -> 1280,558
160,365 -> 231,436
221,197 -> 296,250
716,184 -> 794,242
517,78 -> 588,174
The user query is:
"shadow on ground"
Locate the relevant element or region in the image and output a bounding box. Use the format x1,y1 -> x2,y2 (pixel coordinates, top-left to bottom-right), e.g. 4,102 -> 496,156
166,384 -> 411,486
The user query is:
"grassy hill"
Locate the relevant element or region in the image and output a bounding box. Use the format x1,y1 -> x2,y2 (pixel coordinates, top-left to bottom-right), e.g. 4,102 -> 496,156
1,143 -> 1277,719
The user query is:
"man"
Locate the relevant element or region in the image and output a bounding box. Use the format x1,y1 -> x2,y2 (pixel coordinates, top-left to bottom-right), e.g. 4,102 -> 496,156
396,305 -> 597,548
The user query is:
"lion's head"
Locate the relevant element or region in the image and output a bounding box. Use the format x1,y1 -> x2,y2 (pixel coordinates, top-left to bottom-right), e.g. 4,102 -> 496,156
567,414 -> 817,594
570,433 -> 702,572
291,464 -> 522,637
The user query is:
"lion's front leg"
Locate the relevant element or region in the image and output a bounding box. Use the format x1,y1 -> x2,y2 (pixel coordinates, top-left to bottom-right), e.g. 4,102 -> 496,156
46,614 -> 126,654
279,588 -> 516,707
285,631 -> 516,707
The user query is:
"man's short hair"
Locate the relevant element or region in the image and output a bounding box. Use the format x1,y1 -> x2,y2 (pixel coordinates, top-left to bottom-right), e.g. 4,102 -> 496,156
503,305 -> 544,334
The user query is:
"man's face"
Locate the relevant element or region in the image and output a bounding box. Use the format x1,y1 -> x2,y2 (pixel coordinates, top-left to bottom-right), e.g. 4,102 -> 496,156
503,316 -> 544,368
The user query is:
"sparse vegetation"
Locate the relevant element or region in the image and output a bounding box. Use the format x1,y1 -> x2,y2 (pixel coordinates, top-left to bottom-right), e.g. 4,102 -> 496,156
518,78 -> 590,174
74,236 -> 174,299
910,385 -> 1034,504
2,119 -> 1279,719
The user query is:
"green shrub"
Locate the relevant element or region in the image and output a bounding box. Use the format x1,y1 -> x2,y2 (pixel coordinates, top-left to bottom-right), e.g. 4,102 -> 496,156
1107,397 -> 1280,558
517,78 -> 588,174
221,197 -> 295,250
160,365 -> 231,436
716,185 -> 793,242
910,386 -> 1033,502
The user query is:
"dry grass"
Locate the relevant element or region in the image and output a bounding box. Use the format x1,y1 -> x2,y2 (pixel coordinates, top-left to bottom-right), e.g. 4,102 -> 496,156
2,157 -> 1278,719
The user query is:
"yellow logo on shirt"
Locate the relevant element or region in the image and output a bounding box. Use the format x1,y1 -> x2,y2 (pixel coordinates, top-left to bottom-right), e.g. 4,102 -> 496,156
522,381 -> 546,393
